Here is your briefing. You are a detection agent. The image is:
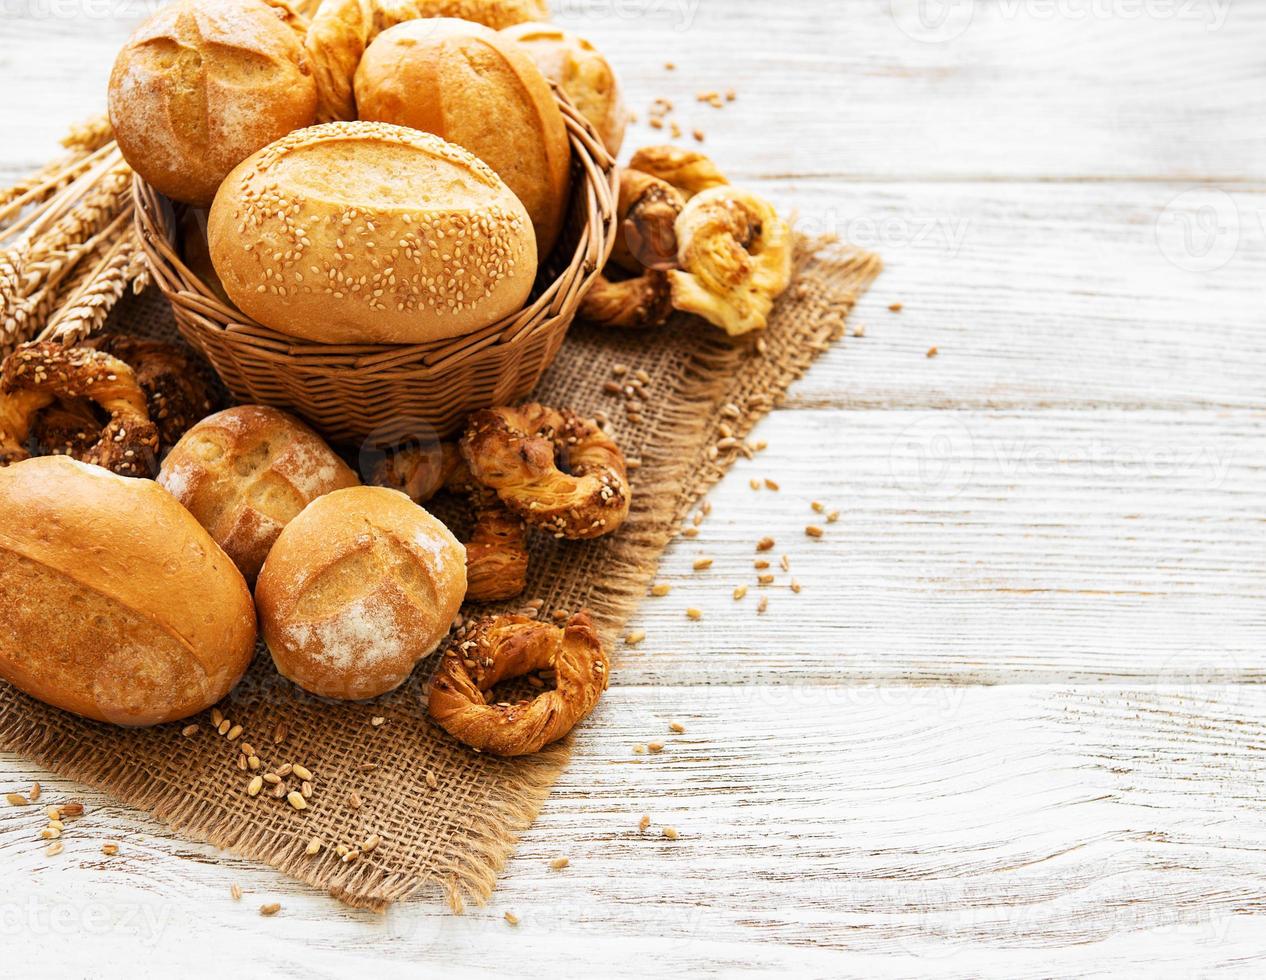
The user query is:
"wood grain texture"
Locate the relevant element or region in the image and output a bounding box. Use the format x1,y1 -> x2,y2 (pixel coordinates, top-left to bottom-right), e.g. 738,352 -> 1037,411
7,686 -> 1266,975
1,0 -> 1264,972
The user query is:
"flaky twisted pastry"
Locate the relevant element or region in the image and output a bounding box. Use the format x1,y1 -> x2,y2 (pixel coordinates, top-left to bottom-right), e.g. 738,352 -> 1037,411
0,342 -> 159,476
429,611 -> 608,756
370,442 -> 529,602
460,403 -> 630,540
305,0 -> 550,121
581,169 -> 683,329
87,336 -> 217,449
628,145 -> 729,200
669,186 -> 794,337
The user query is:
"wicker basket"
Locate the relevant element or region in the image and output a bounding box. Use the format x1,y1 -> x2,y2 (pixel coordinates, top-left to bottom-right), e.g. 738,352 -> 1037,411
134,91 -> 618,446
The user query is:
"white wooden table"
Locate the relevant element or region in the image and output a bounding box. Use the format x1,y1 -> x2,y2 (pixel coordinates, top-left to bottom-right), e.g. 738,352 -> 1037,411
3,1 -> 1265,974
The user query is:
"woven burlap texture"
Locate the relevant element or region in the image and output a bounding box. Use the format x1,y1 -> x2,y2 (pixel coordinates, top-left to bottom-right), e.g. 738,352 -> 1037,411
0,238 -> 880,912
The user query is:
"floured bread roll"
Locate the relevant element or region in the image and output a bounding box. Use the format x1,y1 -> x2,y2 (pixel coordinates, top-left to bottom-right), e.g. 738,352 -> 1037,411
158,405 -> 360,584
255,486 -> 467,700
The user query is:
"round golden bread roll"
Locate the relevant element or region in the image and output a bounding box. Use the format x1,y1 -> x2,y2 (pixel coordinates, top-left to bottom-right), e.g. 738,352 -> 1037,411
355,18 -> 571,258
501,23 -> 627,155
305,0 -> 551,122
0,456 -> 256,726
108,0 -> 318,208
207,121 -> 537,344
158,405 -> 360,584
256,486 -> 467,700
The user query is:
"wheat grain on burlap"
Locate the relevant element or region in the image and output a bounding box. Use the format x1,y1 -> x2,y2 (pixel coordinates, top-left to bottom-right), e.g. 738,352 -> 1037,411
0,238 -> 880,912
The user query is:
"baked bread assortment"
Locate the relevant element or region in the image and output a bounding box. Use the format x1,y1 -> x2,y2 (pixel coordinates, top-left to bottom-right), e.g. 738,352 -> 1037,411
207,121 -> 537,345
354,18 -> 571,257
255,486 -> 467,700
0,456 -> 256,726
108,0 -> 318,207
501,23 -> 627,154
157,405 -> 360,583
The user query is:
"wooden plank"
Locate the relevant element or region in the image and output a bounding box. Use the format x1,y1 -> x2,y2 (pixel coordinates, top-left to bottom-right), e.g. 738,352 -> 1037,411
617,407 -> 1266,685
6,684 -> 1266,975
772,180 -> 1266,411
2,1 -> 1264,180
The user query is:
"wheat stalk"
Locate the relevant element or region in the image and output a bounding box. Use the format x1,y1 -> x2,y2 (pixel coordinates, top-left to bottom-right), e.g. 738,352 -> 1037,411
41,226 -> 142,345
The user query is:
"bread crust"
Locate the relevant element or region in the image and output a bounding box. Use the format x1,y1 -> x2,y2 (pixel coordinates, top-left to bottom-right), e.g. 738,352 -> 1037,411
207,121 -> 537,345
256,486 -> 466,700
501,23 -> 627,155
158,405 -> 360,584
0,456 -> 256,726
108,0 -> 318,207
355,18 -> 571,258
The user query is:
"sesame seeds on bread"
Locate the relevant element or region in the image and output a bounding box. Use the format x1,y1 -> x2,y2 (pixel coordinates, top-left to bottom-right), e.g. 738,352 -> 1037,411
207,121 -> 538,346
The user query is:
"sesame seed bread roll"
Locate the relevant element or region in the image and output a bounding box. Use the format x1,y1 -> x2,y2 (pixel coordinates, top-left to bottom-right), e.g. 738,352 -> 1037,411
207,121 -> 537,345
501,23 -> 627,155
256,486 -> 467,701
305,0 -> 551,123
158,406 -> 361,585
354,18 -> 571,258
0,456 -> 256,727
108,0 -> 318,208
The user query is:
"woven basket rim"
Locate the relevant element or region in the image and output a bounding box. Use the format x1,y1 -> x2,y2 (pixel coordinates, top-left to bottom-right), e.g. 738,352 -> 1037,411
132,87 -> 618,376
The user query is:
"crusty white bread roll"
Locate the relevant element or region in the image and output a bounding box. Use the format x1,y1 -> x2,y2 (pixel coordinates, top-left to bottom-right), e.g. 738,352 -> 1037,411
158,405 -> 360,584
501,23 -> 627,155
108,0 -> 318,208
305,0 -> 551,123
256,486 -> 466,700
355,18 -> 572,258
0,456 -> 256,726
207,121 -> 537,345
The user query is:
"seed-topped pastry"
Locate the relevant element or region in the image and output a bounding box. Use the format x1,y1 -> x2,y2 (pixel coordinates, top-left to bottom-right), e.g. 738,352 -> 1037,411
207,121 -> 538,345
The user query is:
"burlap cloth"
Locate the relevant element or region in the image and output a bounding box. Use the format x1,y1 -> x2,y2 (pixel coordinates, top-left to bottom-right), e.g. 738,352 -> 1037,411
0,238 -> 880,911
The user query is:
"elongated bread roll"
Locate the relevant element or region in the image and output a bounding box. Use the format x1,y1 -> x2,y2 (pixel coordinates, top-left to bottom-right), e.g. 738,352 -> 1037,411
207,121 -> 537,344
0,456 -> 256,727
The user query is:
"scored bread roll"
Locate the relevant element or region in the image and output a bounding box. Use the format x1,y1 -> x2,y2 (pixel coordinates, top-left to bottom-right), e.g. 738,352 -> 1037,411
501,23 -> 627,155
256,486 -> 467,701
108,0 -> 318,208
355,19 -> 572,258
207,121 -> 537,344
158,405 -> 360,584
0,456 -> 256,726
305,0 -> 551,123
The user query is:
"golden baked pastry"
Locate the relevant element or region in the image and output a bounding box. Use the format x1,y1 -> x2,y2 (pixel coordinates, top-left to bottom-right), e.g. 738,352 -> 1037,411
460,403 -> 630,540
354,18 -> 571,258
670,186 -> 794,336
207,121 -> 537,345
86,336 -> 218,449
0,342 -> 159,477
305,0 -> 550,123
628,145 -> 729,199
501,23 -> 628,155
256,486 -> 467,700
370,442 -> 529,602
579,269 -> 672,330
0,455 -> 256,727
108,0 -> 318,207
428,611 -> 608,756
158,405 -> 360,584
